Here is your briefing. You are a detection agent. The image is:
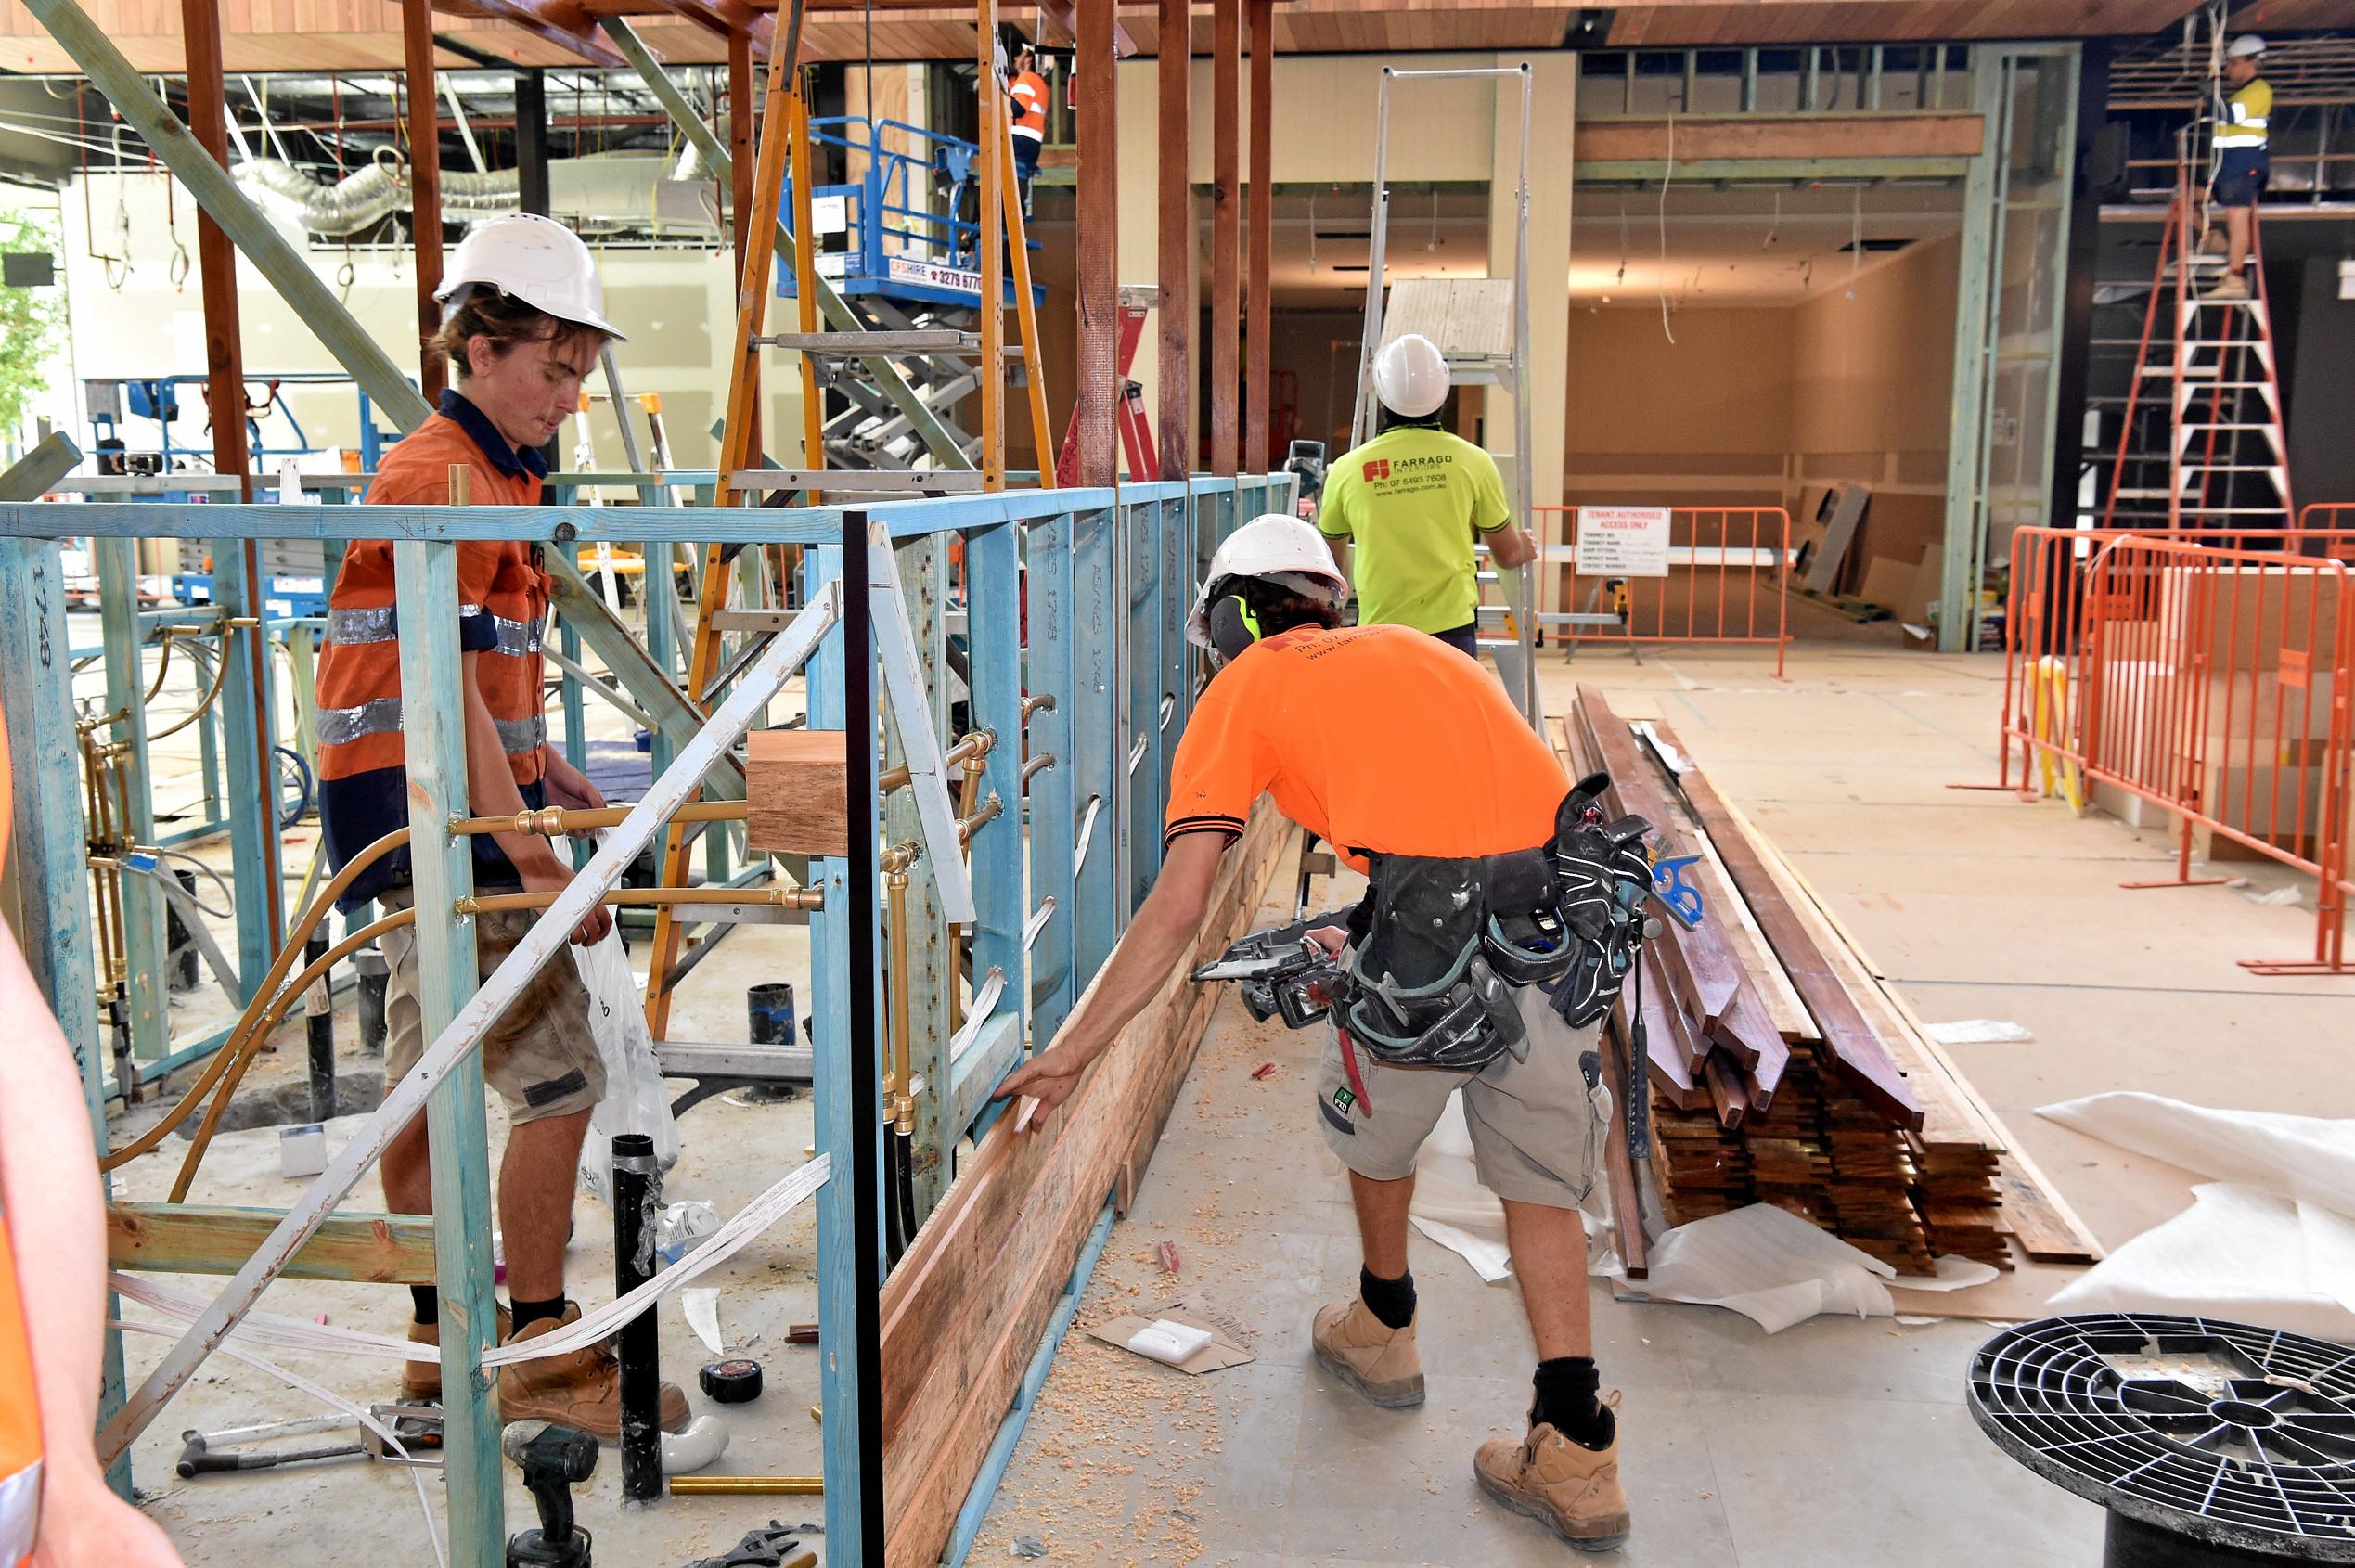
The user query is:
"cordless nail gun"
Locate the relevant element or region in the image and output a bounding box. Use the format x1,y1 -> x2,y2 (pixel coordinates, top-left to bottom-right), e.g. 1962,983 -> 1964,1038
1190,906 -> 1359,1030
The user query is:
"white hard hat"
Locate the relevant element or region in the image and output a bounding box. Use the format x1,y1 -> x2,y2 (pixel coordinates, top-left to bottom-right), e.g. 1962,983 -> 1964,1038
1185,512 -> 1348,650
1372,332 -> 1449,418
435,213 -> 625,341
2229,33 -> 2266,58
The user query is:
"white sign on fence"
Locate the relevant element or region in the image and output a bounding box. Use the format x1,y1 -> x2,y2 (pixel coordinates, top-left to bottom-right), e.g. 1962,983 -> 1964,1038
1576,507 -> 1673,578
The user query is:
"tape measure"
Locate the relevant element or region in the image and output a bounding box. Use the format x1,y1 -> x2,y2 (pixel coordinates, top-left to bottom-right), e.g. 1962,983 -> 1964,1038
699,1357 -> 764,1404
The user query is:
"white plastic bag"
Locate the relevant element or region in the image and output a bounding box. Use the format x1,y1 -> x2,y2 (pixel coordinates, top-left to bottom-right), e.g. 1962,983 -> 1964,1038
574,926 -> 681,1208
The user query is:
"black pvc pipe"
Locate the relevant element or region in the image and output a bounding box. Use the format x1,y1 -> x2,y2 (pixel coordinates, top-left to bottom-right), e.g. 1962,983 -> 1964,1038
842,508 -> 887,1563
354,947 -> 389,1055
304,929 -> 335,1122
612,1130 -> 663,1505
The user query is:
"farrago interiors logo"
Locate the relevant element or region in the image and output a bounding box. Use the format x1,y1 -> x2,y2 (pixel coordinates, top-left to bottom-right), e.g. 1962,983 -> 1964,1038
1364,455 -> 1449,482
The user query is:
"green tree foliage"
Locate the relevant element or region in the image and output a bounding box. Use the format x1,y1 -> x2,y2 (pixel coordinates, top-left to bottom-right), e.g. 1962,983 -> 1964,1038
0,211 -> 63,442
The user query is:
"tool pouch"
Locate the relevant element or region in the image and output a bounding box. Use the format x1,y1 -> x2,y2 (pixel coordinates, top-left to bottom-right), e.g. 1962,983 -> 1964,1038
1338,855 -> 1524,1070
1549,796 -> 1656,1030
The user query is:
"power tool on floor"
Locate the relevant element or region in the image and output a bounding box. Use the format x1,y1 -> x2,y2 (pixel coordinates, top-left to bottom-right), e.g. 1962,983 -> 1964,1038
505,1421 -> 598,1568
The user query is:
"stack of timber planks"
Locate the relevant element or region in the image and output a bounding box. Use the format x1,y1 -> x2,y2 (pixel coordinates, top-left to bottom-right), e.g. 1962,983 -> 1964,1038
1563,688 -> 2100,1281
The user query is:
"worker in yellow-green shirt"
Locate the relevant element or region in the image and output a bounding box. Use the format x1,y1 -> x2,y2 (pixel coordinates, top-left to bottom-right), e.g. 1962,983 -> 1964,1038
1317,334 -> 1538,659
2201,34 -> 2271,302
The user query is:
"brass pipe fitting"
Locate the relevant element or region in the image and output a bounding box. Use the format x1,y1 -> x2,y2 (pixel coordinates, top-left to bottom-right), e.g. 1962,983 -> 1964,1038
957,795 -> 1004,847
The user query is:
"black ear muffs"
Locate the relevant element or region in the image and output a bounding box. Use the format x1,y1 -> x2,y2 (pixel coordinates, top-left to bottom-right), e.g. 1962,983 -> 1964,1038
1206,594 -> 1261,663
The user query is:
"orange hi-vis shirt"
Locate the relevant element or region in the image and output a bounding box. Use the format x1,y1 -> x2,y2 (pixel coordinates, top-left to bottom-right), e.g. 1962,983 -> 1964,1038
1010,70 -> 1049,141
314,390 -> 554,910
0,726 -> 38,1568
1165,623 -> 1566,871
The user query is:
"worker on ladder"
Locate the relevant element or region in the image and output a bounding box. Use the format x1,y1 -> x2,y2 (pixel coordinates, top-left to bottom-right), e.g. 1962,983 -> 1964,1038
313,215 -> 690,1440
997,515 -> 1643,1554
1316,334 -> 1538,660
2201,33 -> 2271,302
1009,43 -> 1049,219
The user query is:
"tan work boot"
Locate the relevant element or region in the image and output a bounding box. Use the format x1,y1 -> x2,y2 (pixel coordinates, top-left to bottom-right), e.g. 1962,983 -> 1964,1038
2198,225 -> 2229,257
1475,1408 -> 1632,1552
401,1305 -> 512,1401
1310,1298 -> 1424,1408
2203,270 -> 2251,302
496,1303 -> 691,1441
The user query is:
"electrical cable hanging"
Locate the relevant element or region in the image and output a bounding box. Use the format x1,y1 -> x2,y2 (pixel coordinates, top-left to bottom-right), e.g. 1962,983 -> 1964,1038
1656,111 -> 1676,344
1847,182 -> 1862,300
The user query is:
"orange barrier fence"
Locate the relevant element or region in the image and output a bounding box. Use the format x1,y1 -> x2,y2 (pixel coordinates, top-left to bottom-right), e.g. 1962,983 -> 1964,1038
1528,505 -> 1791,678
1991,526 -> 2352,974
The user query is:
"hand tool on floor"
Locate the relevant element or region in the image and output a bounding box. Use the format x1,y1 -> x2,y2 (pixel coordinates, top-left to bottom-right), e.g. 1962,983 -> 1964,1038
678,1521 -> 817,1568
504,1421 -> 599,1568
175,1404 -> 444,1477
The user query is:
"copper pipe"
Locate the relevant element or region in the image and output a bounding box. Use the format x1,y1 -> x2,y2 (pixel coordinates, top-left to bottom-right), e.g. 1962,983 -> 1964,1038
883,842 -> 919,1132
668,1478 -> 822,1498
1022,692 -> 1055,722
957,795 -> 1003,848
163,880 -> 820,1195
1021,752 -> 1056,786
145,629 -> 233,745
108,803 -> 757,1176
878,729 -> 994,795
168,907 -> 415,1199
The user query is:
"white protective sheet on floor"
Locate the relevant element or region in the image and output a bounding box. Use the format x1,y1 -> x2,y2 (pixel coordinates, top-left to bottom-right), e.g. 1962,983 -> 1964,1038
2039,1092 -> 2355,1338
1407,1097 -> 1996,1326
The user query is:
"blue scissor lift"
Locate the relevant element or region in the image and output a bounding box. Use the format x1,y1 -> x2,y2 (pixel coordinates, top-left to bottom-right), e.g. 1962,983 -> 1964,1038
777,116 -> 1046,472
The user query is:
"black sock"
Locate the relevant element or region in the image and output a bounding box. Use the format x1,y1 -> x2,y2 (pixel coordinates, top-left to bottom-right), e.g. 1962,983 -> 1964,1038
509,1294 -> 568,1334
1358,1266 -> 1416,1331
1534,1356 -> 1615,1450
410,1286 -> 438,1327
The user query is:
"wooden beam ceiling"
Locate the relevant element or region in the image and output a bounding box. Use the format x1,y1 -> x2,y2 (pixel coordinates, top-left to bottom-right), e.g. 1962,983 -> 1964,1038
0,0 -> 2227,77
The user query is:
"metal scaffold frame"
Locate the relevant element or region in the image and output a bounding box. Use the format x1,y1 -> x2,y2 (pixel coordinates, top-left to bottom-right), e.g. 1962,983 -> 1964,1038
0,469 -> 1293,1566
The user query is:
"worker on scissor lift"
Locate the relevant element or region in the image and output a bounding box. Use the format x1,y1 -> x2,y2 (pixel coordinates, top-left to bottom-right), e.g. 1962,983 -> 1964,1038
2202,34 -> 2271,302
314,214 -> 688,1440
0,728 -> 189,1568
997,514 -> 1645,1554
1316,333 -> 1539,659
1009,43 -> 1050,219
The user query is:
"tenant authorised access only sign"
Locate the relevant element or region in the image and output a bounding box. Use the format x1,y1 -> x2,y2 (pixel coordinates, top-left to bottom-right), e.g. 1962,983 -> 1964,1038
1575,507 -> 1672,578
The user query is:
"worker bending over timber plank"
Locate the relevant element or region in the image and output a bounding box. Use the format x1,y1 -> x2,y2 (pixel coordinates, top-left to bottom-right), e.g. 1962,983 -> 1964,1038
1315,333 -> 1538,659
998,514 -> 1641,1553
313,215 -> 687,1441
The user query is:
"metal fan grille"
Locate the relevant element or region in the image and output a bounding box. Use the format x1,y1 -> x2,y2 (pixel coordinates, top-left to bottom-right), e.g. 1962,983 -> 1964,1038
1970,1314 -> 2355,1560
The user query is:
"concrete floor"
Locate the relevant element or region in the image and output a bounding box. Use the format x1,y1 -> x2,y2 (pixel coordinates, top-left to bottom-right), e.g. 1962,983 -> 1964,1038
961,636 -> 2355,1568
102,630 -> 2355,1567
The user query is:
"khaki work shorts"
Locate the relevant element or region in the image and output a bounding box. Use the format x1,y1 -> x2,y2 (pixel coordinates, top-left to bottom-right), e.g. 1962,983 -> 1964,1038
1315,979 -> 1610,1209
378,887 -> 606,1123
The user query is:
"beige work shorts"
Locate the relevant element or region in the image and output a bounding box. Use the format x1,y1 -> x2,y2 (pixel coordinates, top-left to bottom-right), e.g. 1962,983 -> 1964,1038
1316,978 -> 1610,1209
378,887 -> 606,1123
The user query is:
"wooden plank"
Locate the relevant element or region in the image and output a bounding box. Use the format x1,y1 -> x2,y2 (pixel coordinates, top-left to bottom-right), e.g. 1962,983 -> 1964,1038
1572,112 -> 1984,165
1632,950 -> 1705,1107
1243,0 -> 1271,472
746,726 -> 851,855
1074,0 -> 1118,486
1155,0 -> 1192,480
109,1204 -> 438,1284
878,803 -> 1288,1568
1209,0 -> 1240,477
1566,696 -> 1783,1080
1996,1160 -> 2105,1265
1619,702 -> 1922,1132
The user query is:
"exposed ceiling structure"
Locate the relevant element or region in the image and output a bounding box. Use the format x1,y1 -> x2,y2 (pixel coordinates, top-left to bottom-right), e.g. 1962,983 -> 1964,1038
1224,178 -> 1961,309
0,0 -> 2251,77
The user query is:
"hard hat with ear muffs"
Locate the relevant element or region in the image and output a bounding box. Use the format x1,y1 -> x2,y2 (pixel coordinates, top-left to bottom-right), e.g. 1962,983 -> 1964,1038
1185,512 -> 1349,662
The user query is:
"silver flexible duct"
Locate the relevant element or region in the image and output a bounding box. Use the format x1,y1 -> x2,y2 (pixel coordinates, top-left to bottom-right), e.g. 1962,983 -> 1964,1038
235,155 -> 718,238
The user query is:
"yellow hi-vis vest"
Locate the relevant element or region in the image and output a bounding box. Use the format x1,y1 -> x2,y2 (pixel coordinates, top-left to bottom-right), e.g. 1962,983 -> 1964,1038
0,1202 -> 40,1568
2216,78 -> 2271,149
